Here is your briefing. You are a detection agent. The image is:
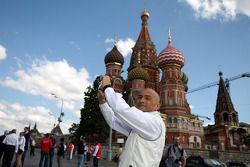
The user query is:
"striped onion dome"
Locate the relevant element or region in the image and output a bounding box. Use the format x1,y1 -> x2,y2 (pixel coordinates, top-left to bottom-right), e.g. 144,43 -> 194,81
157,32 -> 185,68
104,45 -> 124,66
128,66 -> 149,81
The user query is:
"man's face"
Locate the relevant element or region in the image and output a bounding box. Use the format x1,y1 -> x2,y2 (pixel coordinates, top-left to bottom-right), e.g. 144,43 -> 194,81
135,89 -> 160,112
174,137 -> 180,146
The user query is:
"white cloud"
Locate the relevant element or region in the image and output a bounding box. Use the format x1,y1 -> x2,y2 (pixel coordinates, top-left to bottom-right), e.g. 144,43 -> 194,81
0,58 -> 90,118
105,38 -> 135,57
0,44 -> 7,61
181,0 -> 250,21
0,58 -> 92,134
1,58 -> 90,100
0,101 -> 76,135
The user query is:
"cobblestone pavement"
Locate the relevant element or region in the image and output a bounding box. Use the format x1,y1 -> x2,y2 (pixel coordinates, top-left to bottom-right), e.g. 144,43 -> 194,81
0,149 -> 117,167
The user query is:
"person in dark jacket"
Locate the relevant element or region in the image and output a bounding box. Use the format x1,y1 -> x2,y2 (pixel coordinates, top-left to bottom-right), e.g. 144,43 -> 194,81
49,134 -> 56,167
0,130 -> 9,161
21,127 -> 30,166
76,136 -> 85,167
56,138 -> 65,167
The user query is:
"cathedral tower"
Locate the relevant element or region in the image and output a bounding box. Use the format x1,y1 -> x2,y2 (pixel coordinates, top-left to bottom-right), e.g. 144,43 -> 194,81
214,72 -> 239,126
157,31 -> 204,148
104,44 -> 124,93
127,9 -> 159,92
205,72 -> 241,151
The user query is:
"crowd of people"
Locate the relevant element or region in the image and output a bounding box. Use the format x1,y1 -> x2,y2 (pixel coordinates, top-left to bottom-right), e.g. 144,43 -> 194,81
0,127 -> 32,167
0,127 -> 102,167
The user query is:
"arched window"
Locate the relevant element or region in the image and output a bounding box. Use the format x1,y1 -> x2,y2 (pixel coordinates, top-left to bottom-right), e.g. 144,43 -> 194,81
223,112 -> 229,122
232,113 -> 237,122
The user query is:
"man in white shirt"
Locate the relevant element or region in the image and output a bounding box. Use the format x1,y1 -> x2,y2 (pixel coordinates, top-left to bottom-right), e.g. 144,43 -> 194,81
98,76 -> 166,167
2,129 -> 18,167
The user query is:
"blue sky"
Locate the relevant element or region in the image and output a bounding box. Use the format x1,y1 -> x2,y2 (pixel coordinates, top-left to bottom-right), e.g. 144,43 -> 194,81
0,0 -> 249,134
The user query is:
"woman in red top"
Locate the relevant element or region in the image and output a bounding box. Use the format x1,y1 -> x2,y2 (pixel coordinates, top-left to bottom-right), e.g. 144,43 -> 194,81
67,142 -> 74,160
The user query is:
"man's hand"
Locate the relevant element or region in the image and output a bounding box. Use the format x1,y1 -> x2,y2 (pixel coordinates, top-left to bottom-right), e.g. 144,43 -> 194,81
99,75 -> 111,91
98,90 -> 106,104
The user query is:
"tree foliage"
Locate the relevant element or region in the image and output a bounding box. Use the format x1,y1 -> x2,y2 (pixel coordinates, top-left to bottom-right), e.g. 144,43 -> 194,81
69,76 -> 109,142
243,133 -> 250,145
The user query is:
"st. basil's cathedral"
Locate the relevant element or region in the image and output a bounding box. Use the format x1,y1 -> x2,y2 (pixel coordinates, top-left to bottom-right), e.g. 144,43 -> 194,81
102,9 -> 248,151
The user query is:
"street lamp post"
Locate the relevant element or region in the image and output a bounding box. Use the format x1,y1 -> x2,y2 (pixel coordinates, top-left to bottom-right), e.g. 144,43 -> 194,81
107,127 -> 112,160
51,93 -> 64,125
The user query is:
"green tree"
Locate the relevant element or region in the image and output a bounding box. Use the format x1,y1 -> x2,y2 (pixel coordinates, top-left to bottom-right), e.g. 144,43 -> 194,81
243,133 -> 250,145
70,76 -> 109,142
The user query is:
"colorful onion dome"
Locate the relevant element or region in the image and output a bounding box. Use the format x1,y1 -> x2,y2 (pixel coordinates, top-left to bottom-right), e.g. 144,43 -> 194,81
128,66 -> 149,81
104,45 -> 124,66
157,30 -> 185,68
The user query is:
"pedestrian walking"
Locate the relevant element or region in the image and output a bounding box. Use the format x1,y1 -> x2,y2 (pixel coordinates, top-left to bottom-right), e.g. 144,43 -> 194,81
21,127 -> 30,166
29,136 -> 36,156
163,136 -> 187,167
0,130 -> 9,161
49,134 -> 56,167
38,133 -> 52,167
66,141 -> 74,160
92,141 -> 102,167
76,136 -> 85,167
2,129 -> 18,167
15,132 -> 25,167
56,138 -> 65,167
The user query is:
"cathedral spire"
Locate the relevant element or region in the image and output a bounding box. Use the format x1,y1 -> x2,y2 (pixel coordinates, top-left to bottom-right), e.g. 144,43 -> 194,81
214,72 -> 238,126
127,8 -> 159,92
137,8 -> 151,42
168,28 -> 172,42
168,28 -> 173,47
